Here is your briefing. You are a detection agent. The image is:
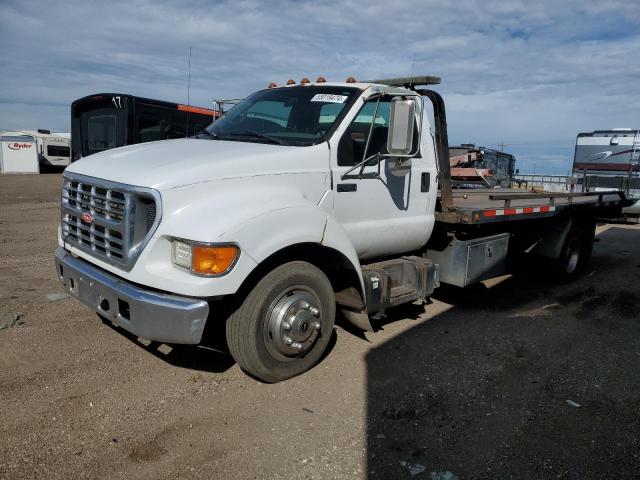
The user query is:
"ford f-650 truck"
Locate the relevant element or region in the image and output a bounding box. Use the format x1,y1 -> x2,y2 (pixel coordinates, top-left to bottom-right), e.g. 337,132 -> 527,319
54,76 -> 630,382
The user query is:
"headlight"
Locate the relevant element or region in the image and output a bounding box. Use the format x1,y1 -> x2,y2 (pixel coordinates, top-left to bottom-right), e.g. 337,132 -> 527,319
171,240 -> 239,276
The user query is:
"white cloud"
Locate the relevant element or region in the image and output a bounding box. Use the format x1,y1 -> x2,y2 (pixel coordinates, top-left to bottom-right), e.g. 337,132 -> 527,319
1,0 -> 639,173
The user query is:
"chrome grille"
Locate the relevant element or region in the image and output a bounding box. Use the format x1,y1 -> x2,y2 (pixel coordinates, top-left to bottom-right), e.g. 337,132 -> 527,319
61,173 -> 161,270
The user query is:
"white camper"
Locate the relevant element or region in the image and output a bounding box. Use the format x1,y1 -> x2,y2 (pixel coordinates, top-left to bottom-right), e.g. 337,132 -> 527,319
0,130 -> 71,173
573,129 -> 640,218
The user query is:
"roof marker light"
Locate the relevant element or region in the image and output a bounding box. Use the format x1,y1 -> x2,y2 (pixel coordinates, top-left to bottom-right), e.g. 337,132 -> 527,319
300,77 -> 310,84
268,82 -> 278,88
286,79 -> 296,85
316,76 -> 326,83
345,76 -> 357,83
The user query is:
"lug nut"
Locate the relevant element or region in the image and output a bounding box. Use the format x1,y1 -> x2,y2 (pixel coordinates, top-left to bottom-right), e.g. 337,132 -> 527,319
301,302 -> 310,310
309,306 -> 320,317
284,336 -> 293,345
314,322 -> 321,331
283,322 -> 291,330
292,342 -> 303,350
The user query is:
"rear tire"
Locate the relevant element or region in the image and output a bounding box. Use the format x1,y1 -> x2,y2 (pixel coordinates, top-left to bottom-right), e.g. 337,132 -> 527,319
226,261 -> 336,382
555,223 -> 594,281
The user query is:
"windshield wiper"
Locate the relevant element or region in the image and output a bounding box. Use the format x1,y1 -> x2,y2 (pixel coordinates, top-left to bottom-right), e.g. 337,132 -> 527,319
198,130 -> 220,140
227,131 -> 288,146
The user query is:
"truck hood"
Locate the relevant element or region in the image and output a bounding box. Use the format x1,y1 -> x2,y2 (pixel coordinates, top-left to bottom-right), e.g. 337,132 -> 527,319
66,139 -> 328,190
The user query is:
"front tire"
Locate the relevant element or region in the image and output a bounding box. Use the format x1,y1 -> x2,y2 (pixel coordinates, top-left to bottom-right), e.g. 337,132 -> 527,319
226,261 -> 336,382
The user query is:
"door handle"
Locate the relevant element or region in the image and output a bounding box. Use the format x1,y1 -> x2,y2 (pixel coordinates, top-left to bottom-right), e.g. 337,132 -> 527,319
337,183 -> 357,192
421,172 -> 430,192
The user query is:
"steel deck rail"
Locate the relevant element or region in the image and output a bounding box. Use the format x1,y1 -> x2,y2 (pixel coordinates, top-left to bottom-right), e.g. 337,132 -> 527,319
435,189 -> 630,224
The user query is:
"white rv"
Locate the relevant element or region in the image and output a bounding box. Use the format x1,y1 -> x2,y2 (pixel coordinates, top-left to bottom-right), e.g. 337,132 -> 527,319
573,128 -> 640,217
0,130 -> 71,173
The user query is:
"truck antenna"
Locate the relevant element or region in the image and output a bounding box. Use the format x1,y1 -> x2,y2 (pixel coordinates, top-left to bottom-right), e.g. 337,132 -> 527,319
186,45 -> 192,137
187,45 -> 192,105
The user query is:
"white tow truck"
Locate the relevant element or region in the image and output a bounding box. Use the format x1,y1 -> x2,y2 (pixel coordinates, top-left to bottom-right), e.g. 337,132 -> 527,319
55,76 -> 631,382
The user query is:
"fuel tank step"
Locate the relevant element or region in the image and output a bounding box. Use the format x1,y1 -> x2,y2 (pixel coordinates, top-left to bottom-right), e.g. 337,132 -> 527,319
361,256 -> 439,315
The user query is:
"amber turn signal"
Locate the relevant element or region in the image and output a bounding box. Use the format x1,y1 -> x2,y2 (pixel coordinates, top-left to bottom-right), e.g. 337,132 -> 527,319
192,245 -> 239,275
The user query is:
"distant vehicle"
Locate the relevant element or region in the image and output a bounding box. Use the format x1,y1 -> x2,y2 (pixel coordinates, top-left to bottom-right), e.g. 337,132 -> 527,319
573,129 -> 640,218
449,144 -> 516,188
71,93 -> 220,161
0,129 -> 70,173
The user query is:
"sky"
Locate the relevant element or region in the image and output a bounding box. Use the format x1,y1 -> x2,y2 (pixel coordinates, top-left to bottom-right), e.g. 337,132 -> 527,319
1,0 -> 639,174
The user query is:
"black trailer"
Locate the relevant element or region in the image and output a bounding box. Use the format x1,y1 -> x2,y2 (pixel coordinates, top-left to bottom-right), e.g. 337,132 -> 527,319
71,93 -> 219,161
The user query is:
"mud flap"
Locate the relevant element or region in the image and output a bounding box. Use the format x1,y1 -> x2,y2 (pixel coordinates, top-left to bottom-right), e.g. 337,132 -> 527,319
341,308 -> 374,332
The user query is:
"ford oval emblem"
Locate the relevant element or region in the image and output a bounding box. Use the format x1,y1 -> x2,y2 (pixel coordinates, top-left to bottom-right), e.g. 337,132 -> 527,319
81,212 -> 93,224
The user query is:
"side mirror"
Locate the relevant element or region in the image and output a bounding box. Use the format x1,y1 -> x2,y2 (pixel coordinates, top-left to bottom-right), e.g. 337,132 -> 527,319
387,97 -> 415,156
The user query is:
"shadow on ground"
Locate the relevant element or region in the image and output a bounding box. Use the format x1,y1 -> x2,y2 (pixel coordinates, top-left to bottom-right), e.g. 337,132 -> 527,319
101,319 -> 236,374
102,306 -> 340,379
366,226 -> 640,479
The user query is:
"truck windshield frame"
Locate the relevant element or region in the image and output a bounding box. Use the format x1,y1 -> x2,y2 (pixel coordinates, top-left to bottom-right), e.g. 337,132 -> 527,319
205,86 -> 360,147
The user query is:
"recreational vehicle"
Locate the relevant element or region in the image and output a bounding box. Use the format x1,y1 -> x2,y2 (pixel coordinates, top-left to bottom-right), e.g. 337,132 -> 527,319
573,129 -> 640,218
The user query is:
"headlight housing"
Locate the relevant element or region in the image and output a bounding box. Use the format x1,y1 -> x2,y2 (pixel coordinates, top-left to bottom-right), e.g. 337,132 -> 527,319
171,240 -> 239,276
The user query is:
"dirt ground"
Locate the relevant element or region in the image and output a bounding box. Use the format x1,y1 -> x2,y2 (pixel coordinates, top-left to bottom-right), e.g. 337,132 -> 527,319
1,173 -> 639,480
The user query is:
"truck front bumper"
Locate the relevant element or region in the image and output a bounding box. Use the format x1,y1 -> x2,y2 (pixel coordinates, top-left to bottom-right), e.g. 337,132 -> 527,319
54,247 -> 209,344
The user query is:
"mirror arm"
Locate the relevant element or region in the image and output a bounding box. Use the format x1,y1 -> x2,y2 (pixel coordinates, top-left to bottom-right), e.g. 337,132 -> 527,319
341,153 -> 383,179
361,97 -> 381,167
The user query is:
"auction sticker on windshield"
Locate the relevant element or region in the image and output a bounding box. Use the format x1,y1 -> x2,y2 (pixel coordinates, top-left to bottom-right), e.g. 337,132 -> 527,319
310,94 -> 348,103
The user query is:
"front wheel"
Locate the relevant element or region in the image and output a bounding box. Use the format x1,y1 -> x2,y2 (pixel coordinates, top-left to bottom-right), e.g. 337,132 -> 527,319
226,261 -> 336,382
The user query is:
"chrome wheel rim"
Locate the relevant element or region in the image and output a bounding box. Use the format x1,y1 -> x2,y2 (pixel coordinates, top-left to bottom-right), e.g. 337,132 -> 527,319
264,285 -> 323,361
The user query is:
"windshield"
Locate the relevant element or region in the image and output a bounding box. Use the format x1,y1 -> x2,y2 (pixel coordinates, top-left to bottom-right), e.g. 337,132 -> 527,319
204,86 -> 359,146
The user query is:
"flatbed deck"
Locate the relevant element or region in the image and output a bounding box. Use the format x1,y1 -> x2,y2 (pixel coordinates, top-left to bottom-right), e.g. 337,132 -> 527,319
435,188 -> 630,225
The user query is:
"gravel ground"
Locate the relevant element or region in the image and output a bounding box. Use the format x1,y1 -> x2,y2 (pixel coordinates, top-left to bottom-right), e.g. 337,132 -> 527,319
0,173 -> 638,479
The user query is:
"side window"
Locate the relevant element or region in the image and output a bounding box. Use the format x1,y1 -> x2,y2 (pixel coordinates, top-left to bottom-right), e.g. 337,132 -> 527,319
136,114 -> 162,143
87,115 -> 117,150
338,100 -> 391,167
47,145 -> 70,157
164,111 -> 187,139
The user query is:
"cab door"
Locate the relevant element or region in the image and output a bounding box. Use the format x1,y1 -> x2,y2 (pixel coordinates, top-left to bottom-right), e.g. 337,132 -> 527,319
329,95 -> 436,260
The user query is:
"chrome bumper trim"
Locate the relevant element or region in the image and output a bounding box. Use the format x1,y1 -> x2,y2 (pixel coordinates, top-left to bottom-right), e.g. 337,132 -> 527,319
54,247 -> 209,344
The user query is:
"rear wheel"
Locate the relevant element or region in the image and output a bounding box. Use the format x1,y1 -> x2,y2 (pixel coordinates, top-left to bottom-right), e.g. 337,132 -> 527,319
226,261 -> 336,382
555,222 -> 594,281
